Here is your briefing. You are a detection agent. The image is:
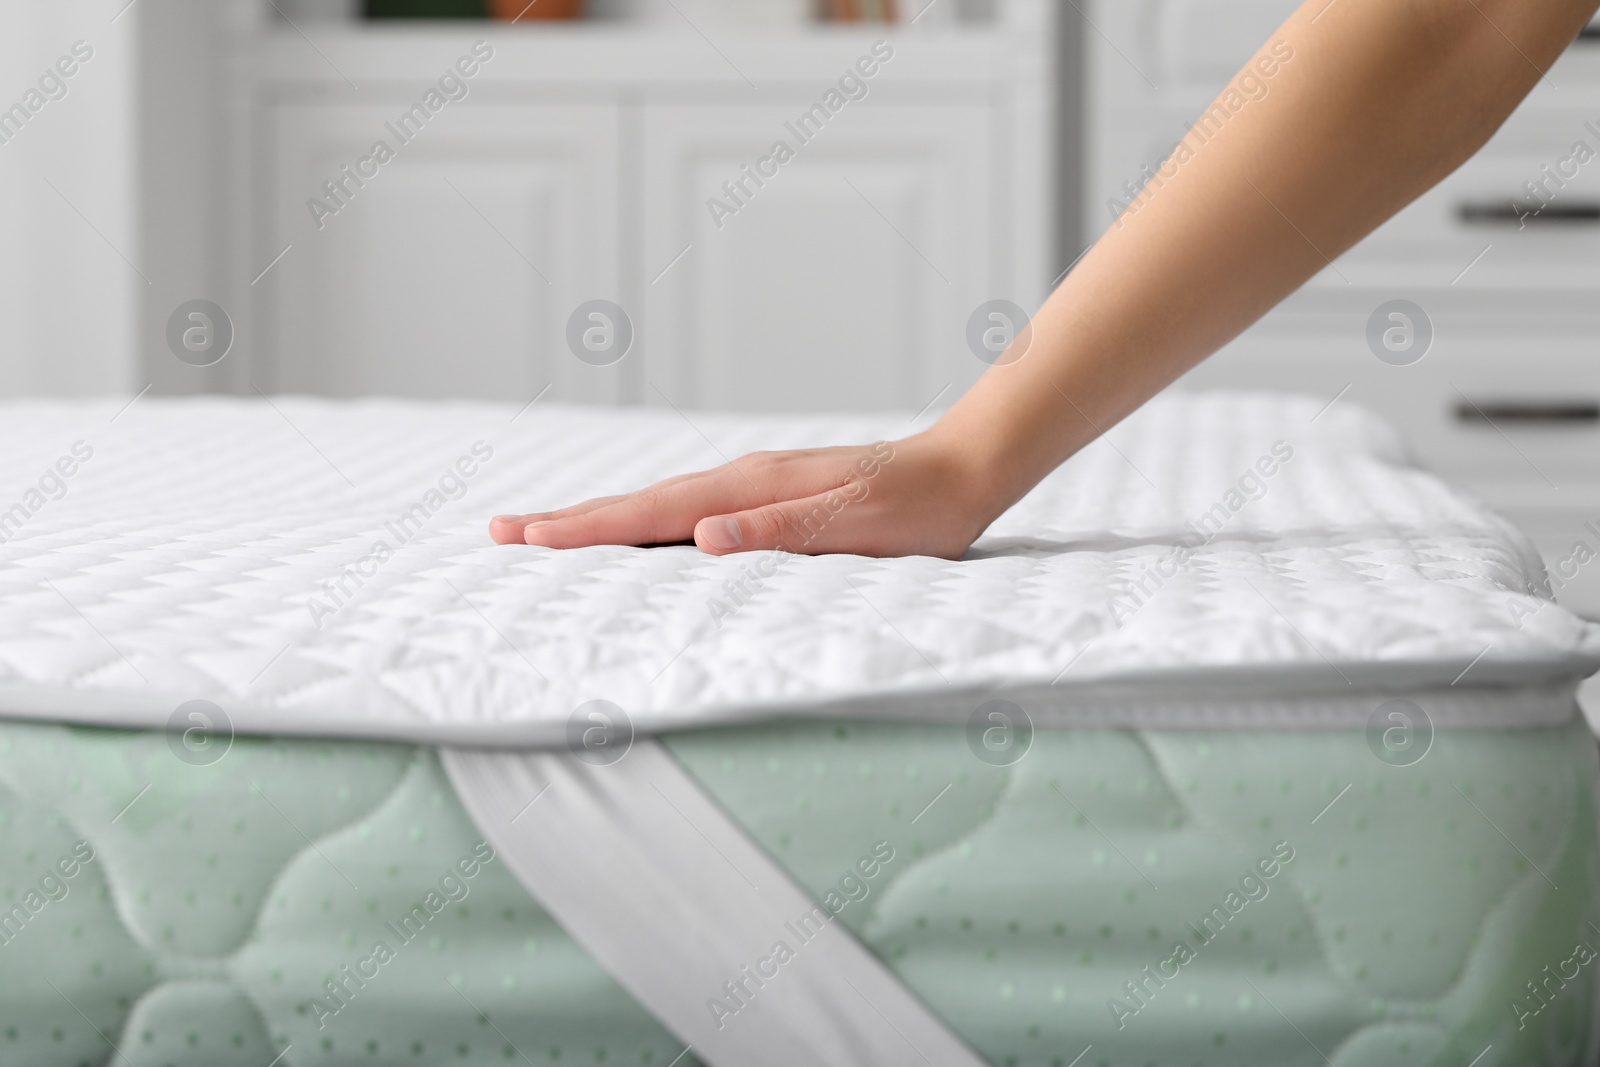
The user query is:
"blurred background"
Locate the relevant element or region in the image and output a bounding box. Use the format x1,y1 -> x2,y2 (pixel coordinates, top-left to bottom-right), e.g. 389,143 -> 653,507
2,0 -> 1599,617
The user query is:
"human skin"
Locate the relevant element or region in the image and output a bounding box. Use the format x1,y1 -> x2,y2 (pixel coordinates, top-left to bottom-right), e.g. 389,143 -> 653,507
492,0 -> 1600,559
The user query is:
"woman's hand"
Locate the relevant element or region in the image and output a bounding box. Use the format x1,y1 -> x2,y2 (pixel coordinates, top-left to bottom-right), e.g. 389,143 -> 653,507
488,431 -> 997,560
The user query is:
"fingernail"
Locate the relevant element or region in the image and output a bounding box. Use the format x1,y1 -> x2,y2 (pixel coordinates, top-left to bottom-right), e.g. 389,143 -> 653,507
700,517 -> 743,551
523,521 -> 553,544
493,516 -> 521,523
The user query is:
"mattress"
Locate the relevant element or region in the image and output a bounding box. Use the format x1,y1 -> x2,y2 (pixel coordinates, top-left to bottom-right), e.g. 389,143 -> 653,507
0,391 -> 1596,1066
1,717 -> 1594,1066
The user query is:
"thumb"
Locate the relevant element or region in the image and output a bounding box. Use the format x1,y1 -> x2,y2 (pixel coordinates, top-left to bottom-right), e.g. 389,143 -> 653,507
694,490 -> 862,556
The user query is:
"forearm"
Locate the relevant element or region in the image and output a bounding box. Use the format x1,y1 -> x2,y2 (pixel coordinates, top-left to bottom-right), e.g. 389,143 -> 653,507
935,0 -> 1598,521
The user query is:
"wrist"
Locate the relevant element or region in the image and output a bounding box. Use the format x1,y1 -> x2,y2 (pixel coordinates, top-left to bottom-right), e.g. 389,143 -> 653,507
910,417 -> 1026,534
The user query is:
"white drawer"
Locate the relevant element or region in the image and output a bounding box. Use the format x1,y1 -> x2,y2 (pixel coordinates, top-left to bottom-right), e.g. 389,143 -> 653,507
1177,291 -> 1600,489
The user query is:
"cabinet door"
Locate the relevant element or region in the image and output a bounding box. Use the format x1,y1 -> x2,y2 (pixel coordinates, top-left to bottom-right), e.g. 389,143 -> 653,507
261,100 -> 622,403
640,100 -> 994,413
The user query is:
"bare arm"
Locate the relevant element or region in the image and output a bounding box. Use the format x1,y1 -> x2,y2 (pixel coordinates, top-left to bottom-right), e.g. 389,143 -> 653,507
492,0 -> 1600,558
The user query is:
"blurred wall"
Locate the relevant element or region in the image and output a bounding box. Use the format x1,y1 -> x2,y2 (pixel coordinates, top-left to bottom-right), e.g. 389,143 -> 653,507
0,2 -> 137,397
134,0 -> 256,397
1055,5 -> 1084,270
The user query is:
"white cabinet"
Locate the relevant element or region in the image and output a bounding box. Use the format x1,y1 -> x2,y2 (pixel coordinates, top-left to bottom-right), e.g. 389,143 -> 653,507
261,100 -> 624,403
639,100 -> 992,411
225,5 -> 1057,412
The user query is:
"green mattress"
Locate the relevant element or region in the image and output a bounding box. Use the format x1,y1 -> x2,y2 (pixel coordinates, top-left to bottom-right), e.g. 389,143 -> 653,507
0,716 -> 1596,1066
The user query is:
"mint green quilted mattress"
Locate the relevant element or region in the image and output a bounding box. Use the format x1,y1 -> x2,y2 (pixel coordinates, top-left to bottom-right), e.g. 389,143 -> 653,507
1,715 -> 1595,1066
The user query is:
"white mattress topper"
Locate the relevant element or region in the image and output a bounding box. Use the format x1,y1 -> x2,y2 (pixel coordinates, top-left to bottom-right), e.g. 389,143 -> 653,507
0,391 -> 1594,743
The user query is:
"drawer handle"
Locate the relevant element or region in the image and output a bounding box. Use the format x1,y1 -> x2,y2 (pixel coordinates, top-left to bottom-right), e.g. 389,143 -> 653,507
1456,400 -> 1600,424
1457,201 -> 1600,226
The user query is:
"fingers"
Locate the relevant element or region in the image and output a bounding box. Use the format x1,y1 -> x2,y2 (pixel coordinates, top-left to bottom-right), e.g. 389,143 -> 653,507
520,495 -> 677,548
694,486 -> 872,556
488,517 -> 527,545
520,465 -> 784,549
487,466 -> 730,545
488,495 -> 629,544
489,449 -> 875,553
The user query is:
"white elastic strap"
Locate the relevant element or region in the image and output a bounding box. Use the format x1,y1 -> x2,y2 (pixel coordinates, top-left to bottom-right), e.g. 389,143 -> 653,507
442,741 -> 988,1067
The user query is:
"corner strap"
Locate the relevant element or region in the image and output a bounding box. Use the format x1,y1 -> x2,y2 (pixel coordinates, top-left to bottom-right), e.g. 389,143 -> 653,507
442,741 -> 989,1067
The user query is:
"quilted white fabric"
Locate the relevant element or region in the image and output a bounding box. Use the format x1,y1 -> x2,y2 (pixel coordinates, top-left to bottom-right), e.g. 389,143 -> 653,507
0,391 -> 1594,742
